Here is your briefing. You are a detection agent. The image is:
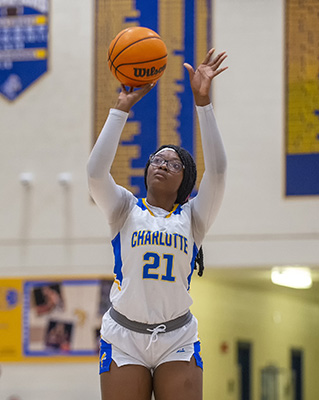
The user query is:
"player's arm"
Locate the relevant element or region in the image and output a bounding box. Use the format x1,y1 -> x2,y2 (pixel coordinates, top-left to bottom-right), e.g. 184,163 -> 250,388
184,49 -> 228,236
192,104 -> 227,233
87,108 -> 130,222
87,84 -> 155,223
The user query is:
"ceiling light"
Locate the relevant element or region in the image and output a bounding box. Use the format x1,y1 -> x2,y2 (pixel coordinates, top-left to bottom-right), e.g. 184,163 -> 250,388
271,267 -> 312,289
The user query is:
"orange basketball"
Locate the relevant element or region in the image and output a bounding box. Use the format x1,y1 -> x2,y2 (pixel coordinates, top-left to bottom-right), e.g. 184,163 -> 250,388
108,27 -> 167,87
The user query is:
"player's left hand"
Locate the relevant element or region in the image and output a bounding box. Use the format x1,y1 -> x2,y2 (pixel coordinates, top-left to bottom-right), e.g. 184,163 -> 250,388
184,48 -> 228,106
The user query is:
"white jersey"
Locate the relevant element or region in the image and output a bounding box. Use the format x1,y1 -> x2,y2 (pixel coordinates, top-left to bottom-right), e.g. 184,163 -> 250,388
110,198 -> 198,324
87,103 -> 227,326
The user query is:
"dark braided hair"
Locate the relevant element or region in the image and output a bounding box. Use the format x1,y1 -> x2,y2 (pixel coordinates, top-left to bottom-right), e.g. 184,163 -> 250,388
144,144 -> 204,277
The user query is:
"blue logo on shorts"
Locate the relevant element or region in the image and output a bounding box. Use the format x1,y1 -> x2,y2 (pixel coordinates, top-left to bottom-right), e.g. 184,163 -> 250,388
176,348 -> 186,353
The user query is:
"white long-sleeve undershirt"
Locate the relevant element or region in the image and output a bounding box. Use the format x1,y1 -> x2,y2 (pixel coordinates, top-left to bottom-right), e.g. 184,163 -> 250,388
87,104 -> 227,243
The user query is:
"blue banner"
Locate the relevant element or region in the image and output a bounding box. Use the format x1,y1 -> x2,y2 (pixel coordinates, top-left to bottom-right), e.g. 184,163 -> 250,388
0,0 -> 49,101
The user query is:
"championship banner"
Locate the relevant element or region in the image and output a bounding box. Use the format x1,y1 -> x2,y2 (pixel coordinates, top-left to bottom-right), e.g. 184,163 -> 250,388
285,0 -> 319,195
0,277 -> 113,362
94,0 -> 212,198
0,0 -> 49,101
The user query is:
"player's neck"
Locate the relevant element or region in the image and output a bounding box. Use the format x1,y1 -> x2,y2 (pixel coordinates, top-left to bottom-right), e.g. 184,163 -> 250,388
146,193 -> 176,212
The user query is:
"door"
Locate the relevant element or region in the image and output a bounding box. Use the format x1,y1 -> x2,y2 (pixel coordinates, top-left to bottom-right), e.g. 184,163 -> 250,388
237,341 -> 252,400
291,349 -> 303,400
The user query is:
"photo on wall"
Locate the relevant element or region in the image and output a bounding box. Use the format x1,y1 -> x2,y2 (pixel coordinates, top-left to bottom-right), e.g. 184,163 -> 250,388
23,278 -> 113,358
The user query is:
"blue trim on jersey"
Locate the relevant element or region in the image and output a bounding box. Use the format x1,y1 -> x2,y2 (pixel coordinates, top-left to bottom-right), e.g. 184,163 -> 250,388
172,204 -> 183,215
99,339 -> 112,374
187,243 -> 198,290
193,340 -> 203,370
111,232 -> 123,287
136,198 -> 147,211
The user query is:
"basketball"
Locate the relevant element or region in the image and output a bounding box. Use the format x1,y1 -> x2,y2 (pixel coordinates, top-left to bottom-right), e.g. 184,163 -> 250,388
108,26 -> 167,87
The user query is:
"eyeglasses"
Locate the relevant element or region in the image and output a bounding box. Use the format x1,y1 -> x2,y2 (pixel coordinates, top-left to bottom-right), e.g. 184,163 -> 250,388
149,154 -> 185,173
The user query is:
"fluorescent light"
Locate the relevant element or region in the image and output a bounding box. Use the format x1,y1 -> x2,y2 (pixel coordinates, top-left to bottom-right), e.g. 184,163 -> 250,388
271,267 -> 312,289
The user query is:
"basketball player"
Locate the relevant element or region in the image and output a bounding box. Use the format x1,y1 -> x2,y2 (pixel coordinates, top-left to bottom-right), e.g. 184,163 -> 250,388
87,48 -> 228,400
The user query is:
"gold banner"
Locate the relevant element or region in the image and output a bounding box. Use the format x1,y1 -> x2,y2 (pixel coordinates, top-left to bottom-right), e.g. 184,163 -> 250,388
286,0 -> 319,155
0,279 -> 23,361
0,277 -> 112,362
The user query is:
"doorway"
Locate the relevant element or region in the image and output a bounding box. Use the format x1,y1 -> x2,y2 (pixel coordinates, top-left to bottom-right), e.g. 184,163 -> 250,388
291,349 -> 303,400
237,341 -> 252,400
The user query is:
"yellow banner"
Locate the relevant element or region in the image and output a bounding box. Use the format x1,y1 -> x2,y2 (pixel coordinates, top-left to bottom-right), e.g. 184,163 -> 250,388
0,278 -> 23,361
0,277 -> 113,362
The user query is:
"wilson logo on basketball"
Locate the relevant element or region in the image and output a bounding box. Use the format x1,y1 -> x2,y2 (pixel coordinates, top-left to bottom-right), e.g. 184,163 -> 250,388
133,64 -> 166,78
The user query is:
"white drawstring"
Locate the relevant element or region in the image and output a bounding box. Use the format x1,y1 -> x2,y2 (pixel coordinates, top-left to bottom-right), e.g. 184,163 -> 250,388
146,324 -> 167,350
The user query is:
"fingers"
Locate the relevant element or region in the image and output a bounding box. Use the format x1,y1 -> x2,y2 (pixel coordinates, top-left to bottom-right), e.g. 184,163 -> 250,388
202,48 -> 215,64
132,82 -> 156,100
213,65 -> 229,77
120,84 -> 135,95
183,63 -> 195,80
115,82 -> 156,112
139,82 -> 156,94
186,48 -> 228,71
209,51 -> 228,69
183,62 -> 194,71
120,82 -> 155,95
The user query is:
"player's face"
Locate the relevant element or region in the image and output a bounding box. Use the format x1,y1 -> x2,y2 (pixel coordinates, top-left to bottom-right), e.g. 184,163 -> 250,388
147,150 -> 184,197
